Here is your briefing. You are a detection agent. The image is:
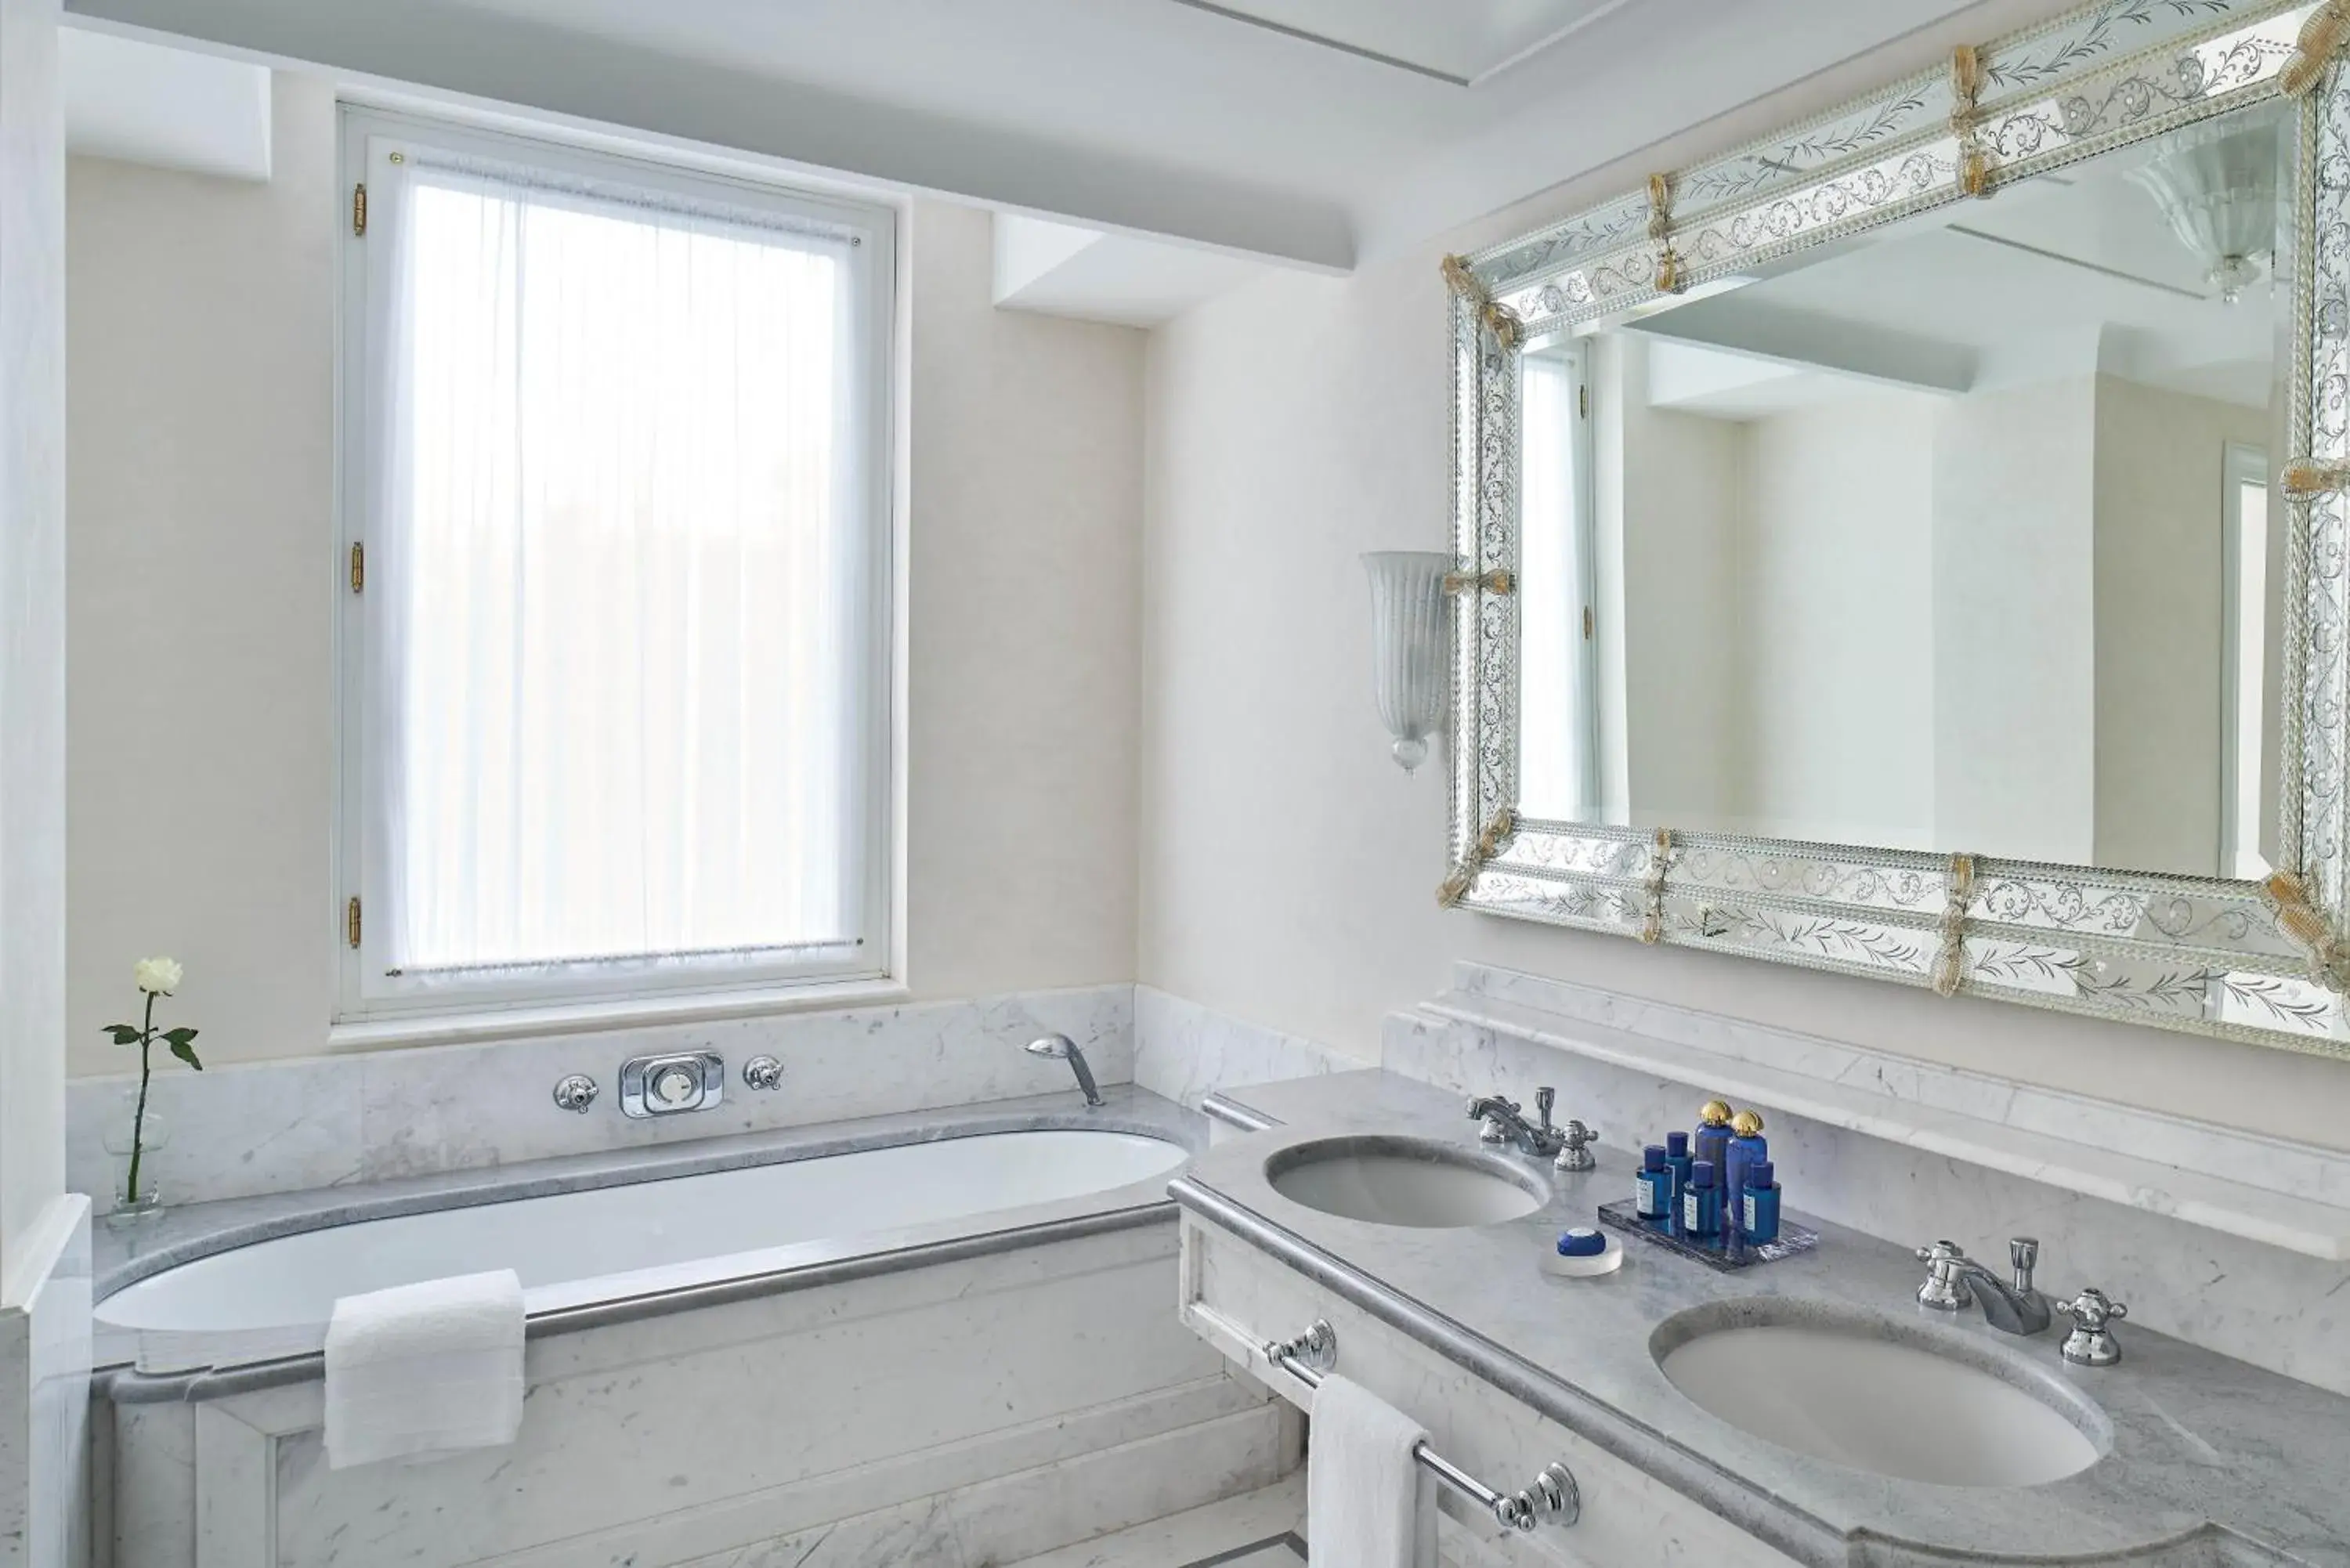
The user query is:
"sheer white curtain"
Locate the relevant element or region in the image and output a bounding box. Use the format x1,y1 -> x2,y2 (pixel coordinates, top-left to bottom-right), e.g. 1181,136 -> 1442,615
368,154 -> 862,977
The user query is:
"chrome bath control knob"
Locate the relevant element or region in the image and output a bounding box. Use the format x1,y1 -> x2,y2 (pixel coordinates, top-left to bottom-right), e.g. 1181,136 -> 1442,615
1553,1121 -> 1600,1172
2057,1288 -> 2128,1367
743,1055 -> 783,1091
552,1074 -> 598,1113
1914,1240 -> 1970,1311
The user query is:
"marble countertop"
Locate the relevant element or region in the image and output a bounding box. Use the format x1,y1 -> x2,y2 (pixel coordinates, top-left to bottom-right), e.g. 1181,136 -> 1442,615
1177,1070 -> 2350,1568
96,1085 -> 1204,1382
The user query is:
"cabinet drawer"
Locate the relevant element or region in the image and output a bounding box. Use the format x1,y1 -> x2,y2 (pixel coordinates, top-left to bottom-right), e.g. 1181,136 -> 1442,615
1180,1216 -> 1803,1568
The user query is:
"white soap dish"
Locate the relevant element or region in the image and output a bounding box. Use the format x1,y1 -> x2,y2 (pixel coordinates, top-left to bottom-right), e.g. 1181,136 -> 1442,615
1539,1228 -> 1624,1278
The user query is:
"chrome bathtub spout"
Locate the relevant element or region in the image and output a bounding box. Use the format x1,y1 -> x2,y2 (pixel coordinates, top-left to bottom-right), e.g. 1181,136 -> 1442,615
1026,1034 -> 1104,1107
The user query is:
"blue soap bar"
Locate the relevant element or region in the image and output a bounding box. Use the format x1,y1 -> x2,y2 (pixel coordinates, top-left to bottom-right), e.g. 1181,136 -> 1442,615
1556,1227 -> 1607,1258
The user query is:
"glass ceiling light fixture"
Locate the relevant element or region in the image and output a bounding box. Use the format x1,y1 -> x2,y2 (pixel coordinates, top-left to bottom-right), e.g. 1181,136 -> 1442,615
1362,551 -> 1451,772
2129,121 -> 2278,304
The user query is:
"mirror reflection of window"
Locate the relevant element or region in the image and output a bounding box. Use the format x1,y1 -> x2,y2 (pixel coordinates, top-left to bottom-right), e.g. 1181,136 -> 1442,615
2222,446 -> 2270,881
1517,345 -> 1599,821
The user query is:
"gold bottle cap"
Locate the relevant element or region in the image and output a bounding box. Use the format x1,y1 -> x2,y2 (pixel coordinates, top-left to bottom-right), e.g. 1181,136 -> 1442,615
1730,1108 -> 1765,1137
1699,1099 -> 1734,1127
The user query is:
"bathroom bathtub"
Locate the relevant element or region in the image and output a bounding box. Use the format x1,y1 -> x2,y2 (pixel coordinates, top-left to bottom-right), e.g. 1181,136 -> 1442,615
98,1090 -> 1296,1568
101,1122 -> 1189,1375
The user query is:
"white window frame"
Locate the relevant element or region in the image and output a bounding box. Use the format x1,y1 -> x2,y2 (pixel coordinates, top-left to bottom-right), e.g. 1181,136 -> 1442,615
331,105 -> 902,1036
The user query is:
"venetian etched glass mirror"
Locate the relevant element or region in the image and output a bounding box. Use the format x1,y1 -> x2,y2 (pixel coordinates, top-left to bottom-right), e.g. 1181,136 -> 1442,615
1441,1 -> 2350,1057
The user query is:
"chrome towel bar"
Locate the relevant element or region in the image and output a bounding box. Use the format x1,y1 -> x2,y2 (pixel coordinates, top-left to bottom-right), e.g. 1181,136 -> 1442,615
1267,1320 -> 1579,1533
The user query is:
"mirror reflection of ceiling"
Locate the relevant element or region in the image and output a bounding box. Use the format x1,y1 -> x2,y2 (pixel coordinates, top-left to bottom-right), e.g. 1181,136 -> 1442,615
1635,111 -> 2281,419
1166,0 -> 1632,84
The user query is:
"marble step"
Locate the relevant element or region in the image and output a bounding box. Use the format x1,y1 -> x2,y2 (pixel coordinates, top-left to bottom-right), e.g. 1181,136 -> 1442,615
1003,1476 -> 1303,1568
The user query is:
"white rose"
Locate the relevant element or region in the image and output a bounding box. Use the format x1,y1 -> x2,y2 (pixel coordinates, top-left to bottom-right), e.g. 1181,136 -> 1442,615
132,957 -> 183,996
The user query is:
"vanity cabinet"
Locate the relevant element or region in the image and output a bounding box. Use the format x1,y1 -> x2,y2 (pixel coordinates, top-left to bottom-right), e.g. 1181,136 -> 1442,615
1179,1214 -> 1802,1567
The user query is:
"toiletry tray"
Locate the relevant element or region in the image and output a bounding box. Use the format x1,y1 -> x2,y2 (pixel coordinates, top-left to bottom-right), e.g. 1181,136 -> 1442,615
1594,1200 -> 1818,1273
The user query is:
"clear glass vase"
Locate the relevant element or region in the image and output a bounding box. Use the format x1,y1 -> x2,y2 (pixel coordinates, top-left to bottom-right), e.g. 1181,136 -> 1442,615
100,1089 -> 168,1229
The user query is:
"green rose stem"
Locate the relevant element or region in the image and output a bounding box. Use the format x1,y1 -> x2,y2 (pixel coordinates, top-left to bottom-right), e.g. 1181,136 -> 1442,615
107,966 -> 201,1212
125,990 -> 156,1206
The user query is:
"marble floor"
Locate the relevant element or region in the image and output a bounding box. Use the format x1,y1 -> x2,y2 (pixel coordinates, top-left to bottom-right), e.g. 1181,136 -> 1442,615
1006,1477 -> 1304,1567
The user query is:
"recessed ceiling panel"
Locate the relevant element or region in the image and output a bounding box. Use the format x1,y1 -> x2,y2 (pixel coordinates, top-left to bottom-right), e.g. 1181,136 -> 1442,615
1170,0 -> 1629,85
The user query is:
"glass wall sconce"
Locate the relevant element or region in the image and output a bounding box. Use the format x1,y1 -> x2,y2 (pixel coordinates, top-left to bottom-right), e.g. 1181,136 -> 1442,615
1362,551 -> 1451,772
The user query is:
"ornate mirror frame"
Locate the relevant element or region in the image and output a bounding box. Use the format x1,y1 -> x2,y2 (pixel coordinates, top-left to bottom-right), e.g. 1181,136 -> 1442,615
1442,0 -> 2350,1058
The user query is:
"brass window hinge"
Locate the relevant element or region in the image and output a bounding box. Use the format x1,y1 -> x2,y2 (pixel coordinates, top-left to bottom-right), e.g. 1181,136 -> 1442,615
350,540 -> 364,593
352,182 -> 367,237
1579,385 -> 1589,419
346,896 -> 362,949
1582,605 -> 1594,641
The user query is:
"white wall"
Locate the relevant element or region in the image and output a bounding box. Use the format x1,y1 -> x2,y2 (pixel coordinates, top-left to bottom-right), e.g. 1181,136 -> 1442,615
66,70 -> 335,1081
1732,392 -> 1937,848
2092,375 -> 2266,876
1930,374 -> 2098,865
0,0 -> 64,1282
64,79 -> 1145,1072
0,5 -> 85,1566
1603,335 -> 1744,830
1137,0 -> 2350,1151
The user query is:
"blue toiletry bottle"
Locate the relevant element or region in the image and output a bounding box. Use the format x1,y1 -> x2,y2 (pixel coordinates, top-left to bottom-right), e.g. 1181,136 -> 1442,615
1723,1109 -> 1767,1232
1694,1100 -> 1734,1180
1663,1131 -> 1693,1219
1742,1160 -> 1781,1245
1681,1158 -> 1722,1241
1636,1145 -> 1672,1219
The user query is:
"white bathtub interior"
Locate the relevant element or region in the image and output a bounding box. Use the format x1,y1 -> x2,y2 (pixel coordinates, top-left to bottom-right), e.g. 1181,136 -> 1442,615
101,1128 -> 1188,1372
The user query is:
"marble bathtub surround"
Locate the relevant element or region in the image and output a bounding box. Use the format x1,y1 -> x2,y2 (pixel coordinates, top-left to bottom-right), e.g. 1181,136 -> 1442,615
1385,966 -> 2350,1396
1181,1071 -> 2350,1566
1133,987 -> 1360,1111
68,983 -> 1131,1212
107,1186 -> 1288,1568
94,1086 -> 1202,1382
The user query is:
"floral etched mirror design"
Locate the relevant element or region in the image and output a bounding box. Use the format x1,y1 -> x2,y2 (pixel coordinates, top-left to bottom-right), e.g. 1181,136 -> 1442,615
1441,0 -> 2350,1058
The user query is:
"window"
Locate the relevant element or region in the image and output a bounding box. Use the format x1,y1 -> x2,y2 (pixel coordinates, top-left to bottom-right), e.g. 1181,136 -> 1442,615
2221,442 -> 2271,882
1517,342 -> 1599,820
336,109 -> 897,1025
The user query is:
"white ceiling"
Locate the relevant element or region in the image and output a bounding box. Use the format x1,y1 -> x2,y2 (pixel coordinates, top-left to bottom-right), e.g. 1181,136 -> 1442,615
64,0 -> 1988,272
1631,108 -> 2287,419
1168,0 -> 1632,86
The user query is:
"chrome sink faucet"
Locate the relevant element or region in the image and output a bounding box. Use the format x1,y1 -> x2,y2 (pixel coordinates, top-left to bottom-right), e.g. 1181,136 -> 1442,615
1025,1034 -> 1104,1107
1914,1237 -> 2052,1336
1468,1087 -> 1566,1160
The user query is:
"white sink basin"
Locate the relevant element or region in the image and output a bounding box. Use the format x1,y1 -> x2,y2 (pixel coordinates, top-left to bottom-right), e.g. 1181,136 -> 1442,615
1655,1306 -> 2104,1488
1265,1136 -> 1548,1228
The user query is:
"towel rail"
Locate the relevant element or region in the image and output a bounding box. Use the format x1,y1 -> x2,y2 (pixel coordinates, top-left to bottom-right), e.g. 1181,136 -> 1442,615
1267,1320 -> 1579,1533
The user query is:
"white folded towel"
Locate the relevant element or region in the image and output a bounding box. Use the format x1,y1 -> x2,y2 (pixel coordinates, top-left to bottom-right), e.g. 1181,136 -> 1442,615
324,1269 -> 526,1470
1307,1374 -> 1437,1568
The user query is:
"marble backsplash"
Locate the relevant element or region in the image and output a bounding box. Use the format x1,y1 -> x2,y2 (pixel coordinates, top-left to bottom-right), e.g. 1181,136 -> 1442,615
69,985 -> 1131,1212
1132,986 -> 1361,1109
1385,965 -> 2350,1399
